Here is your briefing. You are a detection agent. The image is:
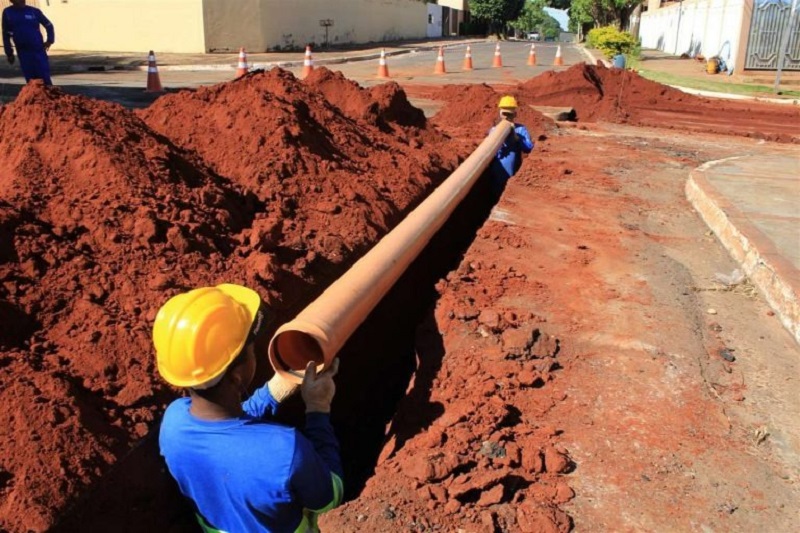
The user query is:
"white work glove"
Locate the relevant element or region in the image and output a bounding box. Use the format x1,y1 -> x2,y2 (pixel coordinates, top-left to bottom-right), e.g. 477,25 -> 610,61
267,374 -> 300,403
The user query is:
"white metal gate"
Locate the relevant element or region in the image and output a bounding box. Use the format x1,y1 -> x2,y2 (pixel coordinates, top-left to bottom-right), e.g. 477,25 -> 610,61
745,0 -> 800,70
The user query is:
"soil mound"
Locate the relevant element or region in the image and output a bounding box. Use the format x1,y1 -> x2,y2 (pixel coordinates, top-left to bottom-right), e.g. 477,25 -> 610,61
432,83 -> 553,139
140,69 -> 460,270
519,63 -> 692,122
303,67 -> 426,129
519,63 -> 800,142
0,82 -> 257,532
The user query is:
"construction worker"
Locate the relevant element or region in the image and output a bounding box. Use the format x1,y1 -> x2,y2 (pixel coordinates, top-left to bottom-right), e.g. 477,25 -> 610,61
2,0 -> 54,85
154,284 -> 343,532
488,95 -> 534,197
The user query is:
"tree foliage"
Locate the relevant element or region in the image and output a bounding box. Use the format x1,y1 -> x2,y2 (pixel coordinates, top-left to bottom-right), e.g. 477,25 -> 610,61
565,0 -> 643,34
510,0 -> 562,39
469,0 -> 526,36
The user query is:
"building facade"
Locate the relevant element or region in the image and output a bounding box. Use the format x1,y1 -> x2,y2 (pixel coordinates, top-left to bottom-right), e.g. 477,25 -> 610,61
31,0 -> 440,53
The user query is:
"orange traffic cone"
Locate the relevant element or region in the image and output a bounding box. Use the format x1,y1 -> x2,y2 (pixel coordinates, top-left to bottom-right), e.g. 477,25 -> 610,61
434,46 -> 446,74
462,45 -> 473,70
145,50 -> 163,93
377,48 -> 390,78
554,45 -> 564,66
235,47 -> 249,78
492,43 -> 503,68
527,43 -> 537,66
302,45 -> 314,77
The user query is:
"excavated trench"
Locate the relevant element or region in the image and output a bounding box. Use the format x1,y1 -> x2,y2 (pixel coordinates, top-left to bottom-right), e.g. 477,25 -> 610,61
52,172 -> 501,531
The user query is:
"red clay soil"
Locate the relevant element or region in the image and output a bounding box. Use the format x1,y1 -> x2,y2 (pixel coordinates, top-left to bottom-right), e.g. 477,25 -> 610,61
139,67 -> 459,284
0,74 -> 462,532
517,63 -> 800,143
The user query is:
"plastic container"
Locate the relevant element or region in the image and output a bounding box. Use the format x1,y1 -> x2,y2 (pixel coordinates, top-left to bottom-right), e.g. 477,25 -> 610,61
612,54 -> 626,69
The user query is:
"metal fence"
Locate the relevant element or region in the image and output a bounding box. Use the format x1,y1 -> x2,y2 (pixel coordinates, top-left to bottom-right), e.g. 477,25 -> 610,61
745,0 -> 800,70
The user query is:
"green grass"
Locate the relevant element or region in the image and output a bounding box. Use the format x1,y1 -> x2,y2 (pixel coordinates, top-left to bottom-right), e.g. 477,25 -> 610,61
630,65 -> 800,99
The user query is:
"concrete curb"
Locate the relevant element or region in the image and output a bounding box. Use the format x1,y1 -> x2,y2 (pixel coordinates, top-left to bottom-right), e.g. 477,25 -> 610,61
686,158 -> 800,345
65,41 -> 487,73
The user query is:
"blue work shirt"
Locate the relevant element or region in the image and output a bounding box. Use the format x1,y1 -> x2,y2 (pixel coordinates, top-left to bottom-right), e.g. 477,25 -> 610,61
160,385 -> 343,533
2,5 -> 54,55
488,123 -> 534,185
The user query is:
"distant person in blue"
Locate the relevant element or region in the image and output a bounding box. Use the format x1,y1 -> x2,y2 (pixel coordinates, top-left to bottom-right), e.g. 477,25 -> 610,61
154,284 -> 343,533
488,95 -> 534,197
2,0 -> 55,85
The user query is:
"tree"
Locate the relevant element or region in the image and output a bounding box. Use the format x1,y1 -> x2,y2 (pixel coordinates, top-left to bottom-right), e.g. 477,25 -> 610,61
511,0 -> 563,39
567,0 -> 643,34
469,0 -> 527,37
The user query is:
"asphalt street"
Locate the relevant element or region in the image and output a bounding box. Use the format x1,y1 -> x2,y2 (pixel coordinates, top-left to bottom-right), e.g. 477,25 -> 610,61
0,42 -> 586,108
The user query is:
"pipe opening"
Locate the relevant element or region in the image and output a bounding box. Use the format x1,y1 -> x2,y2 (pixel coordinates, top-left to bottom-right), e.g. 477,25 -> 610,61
271,330 -> 325,377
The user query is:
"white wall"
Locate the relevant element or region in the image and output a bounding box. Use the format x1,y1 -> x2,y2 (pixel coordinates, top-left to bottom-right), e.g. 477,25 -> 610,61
640,0 -> 746,70
427,3 -> 443,38
259,0 -> 428,50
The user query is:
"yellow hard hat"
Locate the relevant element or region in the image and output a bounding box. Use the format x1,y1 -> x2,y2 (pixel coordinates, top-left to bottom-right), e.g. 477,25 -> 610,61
498,95 -> 518,109
153,284 -> 263,388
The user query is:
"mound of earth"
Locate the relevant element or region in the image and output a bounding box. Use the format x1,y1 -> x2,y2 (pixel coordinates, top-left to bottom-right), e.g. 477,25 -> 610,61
0,82 -> 258,532
518,63 -> 800,142
140,68 -> 462,279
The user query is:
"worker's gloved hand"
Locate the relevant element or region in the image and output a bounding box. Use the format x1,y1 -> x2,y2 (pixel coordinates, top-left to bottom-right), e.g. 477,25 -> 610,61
301,358 -> 339,414
267,374 -> 300,403
6,55 -> 14,65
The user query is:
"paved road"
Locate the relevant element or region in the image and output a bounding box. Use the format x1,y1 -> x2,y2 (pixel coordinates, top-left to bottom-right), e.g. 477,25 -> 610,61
0,42 -> 585,108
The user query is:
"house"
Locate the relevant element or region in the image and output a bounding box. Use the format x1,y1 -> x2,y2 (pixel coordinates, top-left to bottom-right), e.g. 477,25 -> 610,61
639,0 -> 800,74
30,0 -> 454,53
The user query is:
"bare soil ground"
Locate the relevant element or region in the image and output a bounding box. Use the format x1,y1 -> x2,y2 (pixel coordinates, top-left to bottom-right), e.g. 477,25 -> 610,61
321,123 -> 800,532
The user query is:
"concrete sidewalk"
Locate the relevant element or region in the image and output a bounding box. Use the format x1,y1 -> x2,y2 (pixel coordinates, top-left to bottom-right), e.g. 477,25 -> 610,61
686,154 -> 800,345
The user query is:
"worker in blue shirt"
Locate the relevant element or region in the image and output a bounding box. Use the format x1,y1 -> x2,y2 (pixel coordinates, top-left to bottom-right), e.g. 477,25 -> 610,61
488,95 -> 534,197
154,284 -> 343,533
2,0 -> 55,85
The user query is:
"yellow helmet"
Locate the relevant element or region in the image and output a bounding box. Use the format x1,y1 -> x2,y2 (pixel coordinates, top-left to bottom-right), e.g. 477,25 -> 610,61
153,284 -> 263,388
498,95 -> 518,109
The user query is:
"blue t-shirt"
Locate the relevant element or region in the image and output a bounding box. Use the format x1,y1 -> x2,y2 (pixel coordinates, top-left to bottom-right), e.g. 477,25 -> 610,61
488,123 -> 534,182
159,385 -> 343,533
2,6 -> 54,54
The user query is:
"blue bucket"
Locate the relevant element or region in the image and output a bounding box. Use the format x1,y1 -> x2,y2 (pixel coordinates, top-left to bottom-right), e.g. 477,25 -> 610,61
612,54 -> 626,69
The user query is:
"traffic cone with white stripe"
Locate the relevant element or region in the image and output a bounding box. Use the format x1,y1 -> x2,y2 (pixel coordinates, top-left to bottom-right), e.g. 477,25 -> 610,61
302,45 -> 314,78
434,46 -> 446,74
235,47 -> 249,78
492,42 -> 503,68
553,45 -> 564,66
527,43 -> 537,66
377,49 -> 390,78
462,45 -> 473,71
145,50 -> 163,93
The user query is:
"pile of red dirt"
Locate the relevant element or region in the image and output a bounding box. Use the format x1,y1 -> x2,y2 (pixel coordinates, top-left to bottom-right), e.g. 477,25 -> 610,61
431,83 -> 554,140
140,68 -> 460,282
518,63 -> 800,142
0,73 -> 464,532
0,82 -> 257,532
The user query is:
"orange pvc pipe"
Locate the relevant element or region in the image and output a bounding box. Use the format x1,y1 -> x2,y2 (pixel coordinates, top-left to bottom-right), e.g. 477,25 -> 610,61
268,121 -> 514,382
